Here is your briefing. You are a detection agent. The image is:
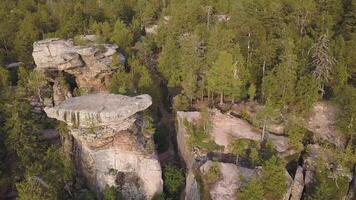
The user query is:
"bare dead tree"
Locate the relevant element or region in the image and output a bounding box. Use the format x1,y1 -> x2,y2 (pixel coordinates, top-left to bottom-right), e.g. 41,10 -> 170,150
311,34 -> 336,95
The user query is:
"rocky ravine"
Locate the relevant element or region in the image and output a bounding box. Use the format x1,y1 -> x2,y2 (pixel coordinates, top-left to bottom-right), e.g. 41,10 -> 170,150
44,93 -> 163,199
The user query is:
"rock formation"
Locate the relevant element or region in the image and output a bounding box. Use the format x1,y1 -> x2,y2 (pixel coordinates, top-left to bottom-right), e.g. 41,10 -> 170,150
290,166 -> 304,200
176,110 -> 292,200
307,102 -> 347,147
44,93 -> 163,199
33,38 -> 125,93
199,161 -> 258,200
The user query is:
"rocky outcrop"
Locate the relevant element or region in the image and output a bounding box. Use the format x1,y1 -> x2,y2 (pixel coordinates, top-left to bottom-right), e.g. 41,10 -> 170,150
185,172 -> 201,200
307,102 -> 347,147
177,110 -> 290,160
176,110 -> 293,200
33,38 -> 125,92
290,166 -> 304,200
302,144 -> 353,198
44,93 -> 162,199
200,161 -> 258,200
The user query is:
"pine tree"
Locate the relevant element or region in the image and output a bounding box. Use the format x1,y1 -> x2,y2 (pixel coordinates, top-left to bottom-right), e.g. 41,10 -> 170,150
238,178 -> 264,200
207,51 -> 241,104
261,156 -> 287,200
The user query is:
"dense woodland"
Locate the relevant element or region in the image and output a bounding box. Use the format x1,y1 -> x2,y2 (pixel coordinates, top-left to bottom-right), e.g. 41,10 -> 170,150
0,0 -> 355,199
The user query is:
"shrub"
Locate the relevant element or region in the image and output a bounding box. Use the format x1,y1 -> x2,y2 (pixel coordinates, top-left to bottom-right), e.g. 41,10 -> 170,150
261,156 -> 286,200
103,186 -> 117,200
237,177 -> 264,200
184,119 -> 222,152
163,165 -> 185,195
152,193 -> 166,200
204,162 -> 221,184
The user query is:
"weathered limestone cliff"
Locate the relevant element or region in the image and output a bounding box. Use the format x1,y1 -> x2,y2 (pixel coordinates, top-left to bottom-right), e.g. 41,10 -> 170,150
44,93 -> 163,199
33,38 -> 125,92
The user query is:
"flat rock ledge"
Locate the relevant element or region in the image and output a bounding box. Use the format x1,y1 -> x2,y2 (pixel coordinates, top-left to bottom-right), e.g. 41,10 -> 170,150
45,93 -> 152,129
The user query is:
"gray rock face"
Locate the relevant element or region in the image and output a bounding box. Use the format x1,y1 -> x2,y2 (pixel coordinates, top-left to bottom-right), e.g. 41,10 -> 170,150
44,93 -> 162,199
290,166 -> 304,200
185,172 -> 201,200
33,38 -> 125,91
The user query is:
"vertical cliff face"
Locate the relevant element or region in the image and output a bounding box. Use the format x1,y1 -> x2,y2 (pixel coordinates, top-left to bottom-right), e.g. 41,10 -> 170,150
44,93 -> 163,199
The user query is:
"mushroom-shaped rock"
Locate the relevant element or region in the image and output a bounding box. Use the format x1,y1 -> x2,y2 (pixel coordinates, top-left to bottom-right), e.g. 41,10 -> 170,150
44,93 -> 152,129
44,93 -> 162,199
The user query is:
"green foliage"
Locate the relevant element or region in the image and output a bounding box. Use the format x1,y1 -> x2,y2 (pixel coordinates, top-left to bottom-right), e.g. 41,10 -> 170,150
5,99 -> 42,166
111,20 -> 133,53
286,118 -> 307,152
204,162 -> 221,184
17,147 -> 73,200
172,94 -> 190,112
142,111 -> 155,138
73,87 -> 90,97
261,156 -> 287,200
184,119 -> 222,152
152,193 -> 166,200
335,85 -> 356,136
197,107 -> 212,135
163,165 -> 185,195
229,138 -> 258,157
207,51 -> 242,103
237,177 -> 264,200
248,84 -> 256,102
306,161 -> 349,200
103,186 -> 117,200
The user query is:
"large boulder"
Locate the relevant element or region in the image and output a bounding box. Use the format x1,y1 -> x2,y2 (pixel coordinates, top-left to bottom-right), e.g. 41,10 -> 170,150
44,93 -> 162,199
33,38 -> 125,92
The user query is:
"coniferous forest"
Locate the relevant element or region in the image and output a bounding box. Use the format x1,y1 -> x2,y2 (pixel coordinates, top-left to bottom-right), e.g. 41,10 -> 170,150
0,0 -> 355,200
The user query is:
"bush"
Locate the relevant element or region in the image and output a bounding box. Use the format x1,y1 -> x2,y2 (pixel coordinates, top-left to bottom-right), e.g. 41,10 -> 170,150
103,186 -> 117,200
306,161 -> 349,200
172,94 -> 190,111
152,193 -> 166,200
184,119 -> 222,152
163,165 -> 185,195
237,177 -> 264,200
204,162 -> 221,184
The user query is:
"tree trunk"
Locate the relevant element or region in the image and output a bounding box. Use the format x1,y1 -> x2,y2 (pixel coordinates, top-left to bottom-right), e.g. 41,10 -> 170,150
220,92 -> 223,105
262,119 -> 266,141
